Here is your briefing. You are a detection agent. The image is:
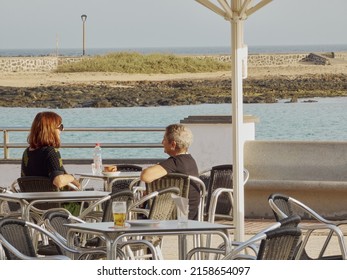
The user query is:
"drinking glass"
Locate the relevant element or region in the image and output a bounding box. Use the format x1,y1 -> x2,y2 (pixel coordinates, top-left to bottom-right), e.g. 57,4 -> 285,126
112,201 -> 127,227
177,204 -> 189,226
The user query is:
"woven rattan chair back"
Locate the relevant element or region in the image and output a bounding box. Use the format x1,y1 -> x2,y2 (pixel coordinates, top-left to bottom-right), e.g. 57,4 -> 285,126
203,165 -> 249,220
257,227 -> 302,260
17,176 -> 57,192
0,218 -> 36,260
268,193 -> 294,220
145,173 -> 190,220
111,164 -> 143,193
44,211 -> 71,242
148,187 -> 180,220
17,176 -> 59,210
146,173 -> 190,199
205,165 -> 234,216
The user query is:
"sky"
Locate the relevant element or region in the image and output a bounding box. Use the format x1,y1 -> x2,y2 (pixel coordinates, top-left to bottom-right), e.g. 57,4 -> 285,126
1,0 -> 346,49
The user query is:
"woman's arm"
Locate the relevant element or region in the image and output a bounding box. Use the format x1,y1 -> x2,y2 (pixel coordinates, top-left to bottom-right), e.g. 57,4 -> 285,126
53,174 -> 81,190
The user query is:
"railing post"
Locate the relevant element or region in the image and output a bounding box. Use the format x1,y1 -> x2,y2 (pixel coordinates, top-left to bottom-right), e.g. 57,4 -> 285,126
3,130 -> 9,160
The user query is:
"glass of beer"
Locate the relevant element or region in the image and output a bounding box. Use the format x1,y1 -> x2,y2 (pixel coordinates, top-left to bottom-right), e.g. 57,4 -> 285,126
112,201 -> 127,227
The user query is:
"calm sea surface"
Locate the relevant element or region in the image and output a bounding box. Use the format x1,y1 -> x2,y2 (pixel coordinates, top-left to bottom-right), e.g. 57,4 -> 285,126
1,97 -> 347,159
1,44 -> 347,57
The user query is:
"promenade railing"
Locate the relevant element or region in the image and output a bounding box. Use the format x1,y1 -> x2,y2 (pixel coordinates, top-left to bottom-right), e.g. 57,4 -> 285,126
0,127 -> 165,162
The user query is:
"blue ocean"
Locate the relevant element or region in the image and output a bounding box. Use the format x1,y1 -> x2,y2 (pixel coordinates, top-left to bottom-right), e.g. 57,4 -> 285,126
1,44 -> 347,57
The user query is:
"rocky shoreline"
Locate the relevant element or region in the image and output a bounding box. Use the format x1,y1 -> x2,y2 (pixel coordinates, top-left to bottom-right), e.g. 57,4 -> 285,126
0,72 -> 346,108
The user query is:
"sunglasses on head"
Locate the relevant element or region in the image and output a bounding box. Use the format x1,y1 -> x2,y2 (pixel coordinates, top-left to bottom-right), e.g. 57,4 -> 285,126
57,123 -> 64,131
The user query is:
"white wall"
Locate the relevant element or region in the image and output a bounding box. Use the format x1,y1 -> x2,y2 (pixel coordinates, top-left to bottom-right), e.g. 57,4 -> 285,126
182,115 -> 257,172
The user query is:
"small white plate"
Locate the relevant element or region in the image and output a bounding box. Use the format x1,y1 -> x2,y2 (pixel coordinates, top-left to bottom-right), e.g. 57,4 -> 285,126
102,171 -> 121,177
127,220 -> 160,226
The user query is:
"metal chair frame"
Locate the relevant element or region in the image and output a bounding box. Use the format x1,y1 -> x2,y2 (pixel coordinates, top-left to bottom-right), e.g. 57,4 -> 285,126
200,164 -> 249,222
268,193 -> 347,260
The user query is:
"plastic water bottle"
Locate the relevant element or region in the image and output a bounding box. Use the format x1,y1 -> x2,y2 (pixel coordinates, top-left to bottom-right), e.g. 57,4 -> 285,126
93,143 -> 102,175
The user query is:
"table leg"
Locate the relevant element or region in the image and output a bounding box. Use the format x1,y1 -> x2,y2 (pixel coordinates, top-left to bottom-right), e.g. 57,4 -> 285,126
178,235 -> 188,260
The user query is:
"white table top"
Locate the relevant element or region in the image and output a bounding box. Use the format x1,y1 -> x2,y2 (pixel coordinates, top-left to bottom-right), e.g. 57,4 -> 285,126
65,220 -> 234,234
75,171 -> 141,180
0,191 -> 110,200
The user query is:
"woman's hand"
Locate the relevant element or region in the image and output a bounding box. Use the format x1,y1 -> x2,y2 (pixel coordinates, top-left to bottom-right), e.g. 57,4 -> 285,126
68,179 -> 81,191
54,174 -> 81,191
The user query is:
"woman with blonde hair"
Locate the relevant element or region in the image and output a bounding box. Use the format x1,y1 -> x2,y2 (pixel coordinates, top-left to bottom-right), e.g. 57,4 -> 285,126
21,111 -> 80,190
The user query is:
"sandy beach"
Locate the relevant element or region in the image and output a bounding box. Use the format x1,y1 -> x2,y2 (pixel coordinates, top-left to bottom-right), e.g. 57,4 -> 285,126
0,63 -> 346,88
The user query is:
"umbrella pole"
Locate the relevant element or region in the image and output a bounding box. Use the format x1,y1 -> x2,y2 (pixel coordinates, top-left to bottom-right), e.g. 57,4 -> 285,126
231,0 -> 245,242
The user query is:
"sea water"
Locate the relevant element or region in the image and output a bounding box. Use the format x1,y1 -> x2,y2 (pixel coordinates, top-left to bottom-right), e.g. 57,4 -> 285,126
1,44 -> 347,57
1,97 -> 347,159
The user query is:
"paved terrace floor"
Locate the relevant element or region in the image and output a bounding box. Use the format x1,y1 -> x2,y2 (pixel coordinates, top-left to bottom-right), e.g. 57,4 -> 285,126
161,219 -> 347,260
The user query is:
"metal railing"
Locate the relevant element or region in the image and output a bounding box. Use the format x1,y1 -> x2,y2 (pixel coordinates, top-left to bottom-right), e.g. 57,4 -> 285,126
0,127 -> 165,161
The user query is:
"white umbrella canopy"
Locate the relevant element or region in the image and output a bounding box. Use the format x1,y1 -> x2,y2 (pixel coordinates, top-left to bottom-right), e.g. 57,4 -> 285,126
195,0 -> 272,241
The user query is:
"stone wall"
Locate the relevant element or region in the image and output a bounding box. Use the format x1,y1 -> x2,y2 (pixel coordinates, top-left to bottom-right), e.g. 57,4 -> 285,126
0,52 -> 346,72
211,53 -> 308,66
0,57 -> 83,72
0,57 -> 59,72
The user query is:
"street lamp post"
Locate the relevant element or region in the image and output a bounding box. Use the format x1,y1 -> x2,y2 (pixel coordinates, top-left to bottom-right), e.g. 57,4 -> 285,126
81,14 -> 87,56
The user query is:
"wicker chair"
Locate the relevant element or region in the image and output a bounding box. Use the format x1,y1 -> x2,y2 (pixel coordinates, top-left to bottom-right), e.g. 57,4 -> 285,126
226,226 -> 302,260
200,164 -> 249,222
129,186 -> 180,220
141,173 -> 206,221
79,189 -> 135,223
187,215 -> 302,260
15,176 -> 60,210
11,176 -> 81,221
43,210 -> 125,259
109,164 -> 143,193
127,186 -> 181,259
0,218 -> 77,260
268,193 -> 347,260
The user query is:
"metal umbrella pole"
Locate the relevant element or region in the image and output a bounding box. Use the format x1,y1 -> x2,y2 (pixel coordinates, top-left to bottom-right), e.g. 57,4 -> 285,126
195,0 -> 273,242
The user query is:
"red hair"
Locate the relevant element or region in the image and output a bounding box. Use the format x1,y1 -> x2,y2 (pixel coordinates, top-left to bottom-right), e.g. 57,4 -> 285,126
27,111 -> 62,149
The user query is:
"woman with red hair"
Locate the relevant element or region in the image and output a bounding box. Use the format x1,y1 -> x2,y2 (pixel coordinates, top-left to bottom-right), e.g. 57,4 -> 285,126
21,111 -> 80,190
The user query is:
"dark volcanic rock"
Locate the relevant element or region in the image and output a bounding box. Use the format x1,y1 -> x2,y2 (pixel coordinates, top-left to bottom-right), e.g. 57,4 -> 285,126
0,73 -> 346,108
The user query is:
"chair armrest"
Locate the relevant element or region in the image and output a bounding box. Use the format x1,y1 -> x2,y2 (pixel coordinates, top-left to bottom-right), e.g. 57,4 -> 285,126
78,194 -> 111,220
189,175 -> 207,222
296,223 -> 347,260
186,247 -> 226,260
128,191 -> 159,211
67,182 -> 80,191
208,188 -> 233,223
38,255 -> 71,260
289,197 -> 347,226
10,180 -> 20,193
0,231 -> 72,260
